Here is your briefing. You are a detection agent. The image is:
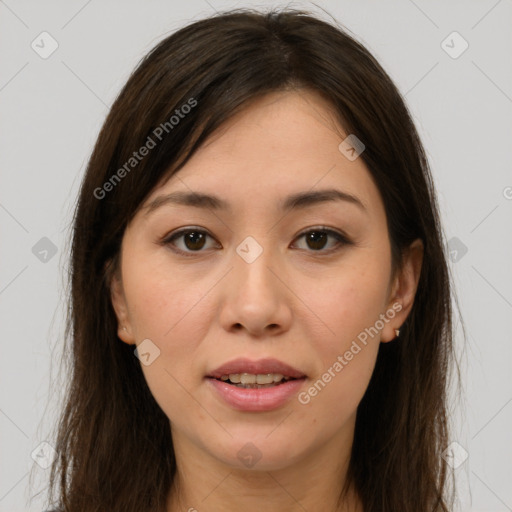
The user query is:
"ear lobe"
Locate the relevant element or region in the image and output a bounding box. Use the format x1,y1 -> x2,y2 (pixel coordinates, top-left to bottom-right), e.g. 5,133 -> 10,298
381,239 -> 424,343
108,267 -> 136,345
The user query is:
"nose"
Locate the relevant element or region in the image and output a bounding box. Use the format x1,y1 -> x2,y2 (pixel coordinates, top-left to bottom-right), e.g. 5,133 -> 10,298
218,247 -> 293,337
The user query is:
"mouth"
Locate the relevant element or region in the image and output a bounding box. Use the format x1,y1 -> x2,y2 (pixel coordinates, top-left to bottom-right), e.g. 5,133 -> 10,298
207,357 -> 306,381
206,357 -> 307,391
205,359 -> 307,412
208,372 -> 301,389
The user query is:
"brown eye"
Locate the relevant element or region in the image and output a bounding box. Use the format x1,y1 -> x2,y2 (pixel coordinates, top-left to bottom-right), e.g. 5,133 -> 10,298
183,231 -> 206,250
293,228 -> 350,252
305,231 -> 328,250
163,228 -> 219,255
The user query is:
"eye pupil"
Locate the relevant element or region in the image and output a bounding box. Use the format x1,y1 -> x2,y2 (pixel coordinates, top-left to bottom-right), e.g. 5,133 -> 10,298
306,231 -> 327,250
184,232 -> 206,250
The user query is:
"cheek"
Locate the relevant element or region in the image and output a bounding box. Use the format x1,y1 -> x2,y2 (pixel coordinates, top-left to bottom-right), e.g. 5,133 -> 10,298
309,253 -> 390,350
121,253 -> 218,398
123,252 -> 213,342
297,253 -> 390,418
122,260 -> 217,426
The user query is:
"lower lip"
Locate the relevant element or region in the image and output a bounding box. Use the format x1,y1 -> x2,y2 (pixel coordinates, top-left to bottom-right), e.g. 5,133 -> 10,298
206,377 -> 306,412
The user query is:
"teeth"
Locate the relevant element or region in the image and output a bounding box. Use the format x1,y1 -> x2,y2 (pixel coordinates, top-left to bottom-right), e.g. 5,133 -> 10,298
256,374 -> 274,384
222,373 -> 291,384
240,374 -> 256,385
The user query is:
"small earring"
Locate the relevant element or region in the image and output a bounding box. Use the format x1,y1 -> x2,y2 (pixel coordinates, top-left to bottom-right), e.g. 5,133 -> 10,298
123,326 -> 127,332
394,328 -> 400,338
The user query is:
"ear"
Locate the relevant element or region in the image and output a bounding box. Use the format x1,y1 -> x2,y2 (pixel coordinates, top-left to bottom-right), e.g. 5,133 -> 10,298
108,263 -> 136,345
381,238 -> 424,343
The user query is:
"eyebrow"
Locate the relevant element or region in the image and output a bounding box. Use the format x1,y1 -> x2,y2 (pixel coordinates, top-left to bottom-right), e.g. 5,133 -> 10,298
143,188 -> 367,215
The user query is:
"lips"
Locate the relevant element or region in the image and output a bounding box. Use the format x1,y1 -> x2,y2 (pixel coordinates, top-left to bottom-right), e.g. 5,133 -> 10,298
206,357 -> 307,380
205,357 -> 307,412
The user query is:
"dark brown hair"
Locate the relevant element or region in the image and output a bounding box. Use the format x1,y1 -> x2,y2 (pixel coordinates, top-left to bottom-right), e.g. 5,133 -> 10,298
43,8 -> 457,511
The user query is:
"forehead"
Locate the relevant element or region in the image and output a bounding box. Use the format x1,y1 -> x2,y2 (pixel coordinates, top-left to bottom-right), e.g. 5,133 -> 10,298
144,90 -> 384,217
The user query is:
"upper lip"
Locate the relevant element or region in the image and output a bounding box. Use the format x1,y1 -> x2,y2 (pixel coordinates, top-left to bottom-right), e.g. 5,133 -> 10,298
207,358 -> 306,379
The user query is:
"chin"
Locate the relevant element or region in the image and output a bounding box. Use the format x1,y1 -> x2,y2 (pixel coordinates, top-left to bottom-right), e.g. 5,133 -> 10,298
205,433 -> 305,472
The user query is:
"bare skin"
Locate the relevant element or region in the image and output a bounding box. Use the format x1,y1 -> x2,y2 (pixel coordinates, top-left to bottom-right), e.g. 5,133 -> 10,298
110,89 -> 423,512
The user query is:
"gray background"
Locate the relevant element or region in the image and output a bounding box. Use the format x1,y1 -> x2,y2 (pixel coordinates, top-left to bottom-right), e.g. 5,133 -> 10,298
1,1 -> 511,511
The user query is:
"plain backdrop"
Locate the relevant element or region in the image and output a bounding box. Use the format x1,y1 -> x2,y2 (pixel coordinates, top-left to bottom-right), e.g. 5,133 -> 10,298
0,1 -> 511,511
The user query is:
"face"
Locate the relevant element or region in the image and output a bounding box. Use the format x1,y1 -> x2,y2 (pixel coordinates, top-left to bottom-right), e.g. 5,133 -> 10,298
110,90 -> 422,472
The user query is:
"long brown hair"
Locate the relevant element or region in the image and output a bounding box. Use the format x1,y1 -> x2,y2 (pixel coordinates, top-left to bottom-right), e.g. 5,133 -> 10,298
43,8 -> 457,511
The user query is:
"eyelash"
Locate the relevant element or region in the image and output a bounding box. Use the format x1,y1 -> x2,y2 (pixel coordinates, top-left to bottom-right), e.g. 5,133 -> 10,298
161,226 -> 352,257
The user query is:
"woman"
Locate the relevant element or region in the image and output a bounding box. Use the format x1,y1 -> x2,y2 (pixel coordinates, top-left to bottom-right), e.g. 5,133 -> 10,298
45,8 -> 457,512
